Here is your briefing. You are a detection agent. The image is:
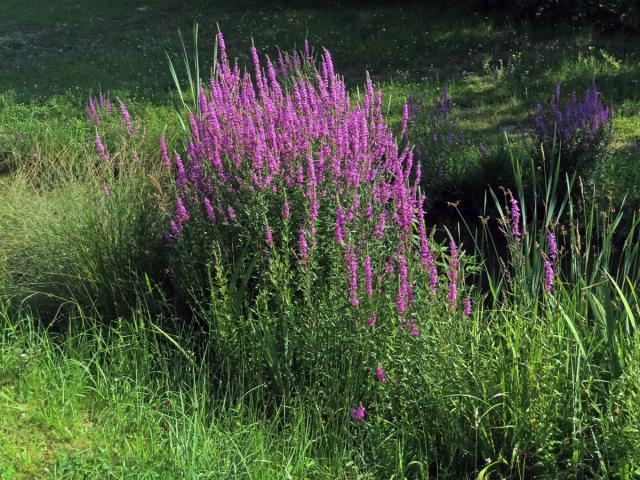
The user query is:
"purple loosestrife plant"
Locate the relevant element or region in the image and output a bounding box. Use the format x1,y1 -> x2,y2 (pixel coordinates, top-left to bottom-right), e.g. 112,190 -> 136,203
509,192 -> 522,244
447,239 -> 459,309
543,257 -> 554,294
530,79 -> 613,182
547,231 -> 558,260
95,133 -> 110,163
118,99 -> 134,134
463,297 -> 472,316
164,34 -> 445,404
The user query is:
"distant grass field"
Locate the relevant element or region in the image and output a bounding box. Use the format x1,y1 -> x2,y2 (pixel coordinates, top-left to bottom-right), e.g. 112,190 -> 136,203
1,0 -> 638,200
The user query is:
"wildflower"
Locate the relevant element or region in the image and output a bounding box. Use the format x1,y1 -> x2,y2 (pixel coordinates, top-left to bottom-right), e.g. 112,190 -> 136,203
118,99 -> 134,133
176,197 -> 189,223
350,405 -> 365,421
102,184 -> 112,197
436,85 -> 453,117
335,205 -> 346,245
299,229 -> 308,262
227,206 -> 237,221
203,197 -> 216,221
364,255 -> 373,296
428,256 -> 438,295
401,101 -> 409,138
95,133 -> 110,162
346,248 -> 359,307
86,96 -> 97,120
163,34 -> 431,321
170,220 -> 183,237
367,313 -> 377,327
447,240 -> 459,308
547,231 -> 558,260
265,225 -> 274,247
544,258 -> 554,294
410,324 -> 420,337
397,254 -> 409,315
160,136 -> 170,169
375,365 -> 386,383
509,193 -> 521,244
373,211 -> 386,239
463,297 -> 472,316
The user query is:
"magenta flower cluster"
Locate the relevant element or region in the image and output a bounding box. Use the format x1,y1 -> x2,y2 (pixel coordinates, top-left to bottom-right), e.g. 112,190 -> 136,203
166,33 -> 431,320
350,405 -> 366,421
85,92 -> 113,125
530,79 -> 613,177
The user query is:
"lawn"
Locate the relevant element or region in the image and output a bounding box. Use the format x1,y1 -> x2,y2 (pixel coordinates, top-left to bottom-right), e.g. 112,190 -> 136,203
1,1 -> 640,478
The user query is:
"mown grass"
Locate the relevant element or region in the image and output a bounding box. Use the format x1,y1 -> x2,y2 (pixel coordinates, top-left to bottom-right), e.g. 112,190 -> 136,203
1,0 -> 640,478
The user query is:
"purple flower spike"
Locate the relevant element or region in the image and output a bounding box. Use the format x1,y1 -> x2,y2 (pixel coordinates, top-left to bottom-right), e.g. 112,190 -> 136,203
170,220 -> 183,237
401,102 -> 409,138
176,197 -> 189,223
160,136 -> 170,169
509,193 -> 521,244
203,197 -> 216,222
299,229 -> 308,262
375,365 -> 386,383
95,134 -> 110,162
265,226 -> 274,248
447,240 -> 459,308
547,232 -> 558,260
282,200 -> 290,220
544,258 -> 554,294
463,297 -> 472,316
346,248 -> 359,307
118,99 -> 134,134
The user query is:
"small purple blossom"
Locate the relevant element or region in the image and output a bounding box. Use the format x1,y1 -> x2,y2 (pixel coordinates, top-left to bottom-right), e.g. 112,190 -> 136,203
350,405 -> 365,421
335,205 -> 346,245
463,297 -> 472,316
547,231 -> 558,260
176,197 -> 189,223
102,184 -> 112,197
364,255 -> 373,297
401,101 -> 409,138
447,240 -> 459,308
299,229 -> 309,262
509,193 -> 521,244
170,220 -> 183,237
346,248 -> 359,307
265,226 -> 274,248
95,134 -> 110,162
203,197 -> 216,221
544,258 -> 554,294
375,365 -> 387,383
160,136 -> 170,169
118,99 -> 134,134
